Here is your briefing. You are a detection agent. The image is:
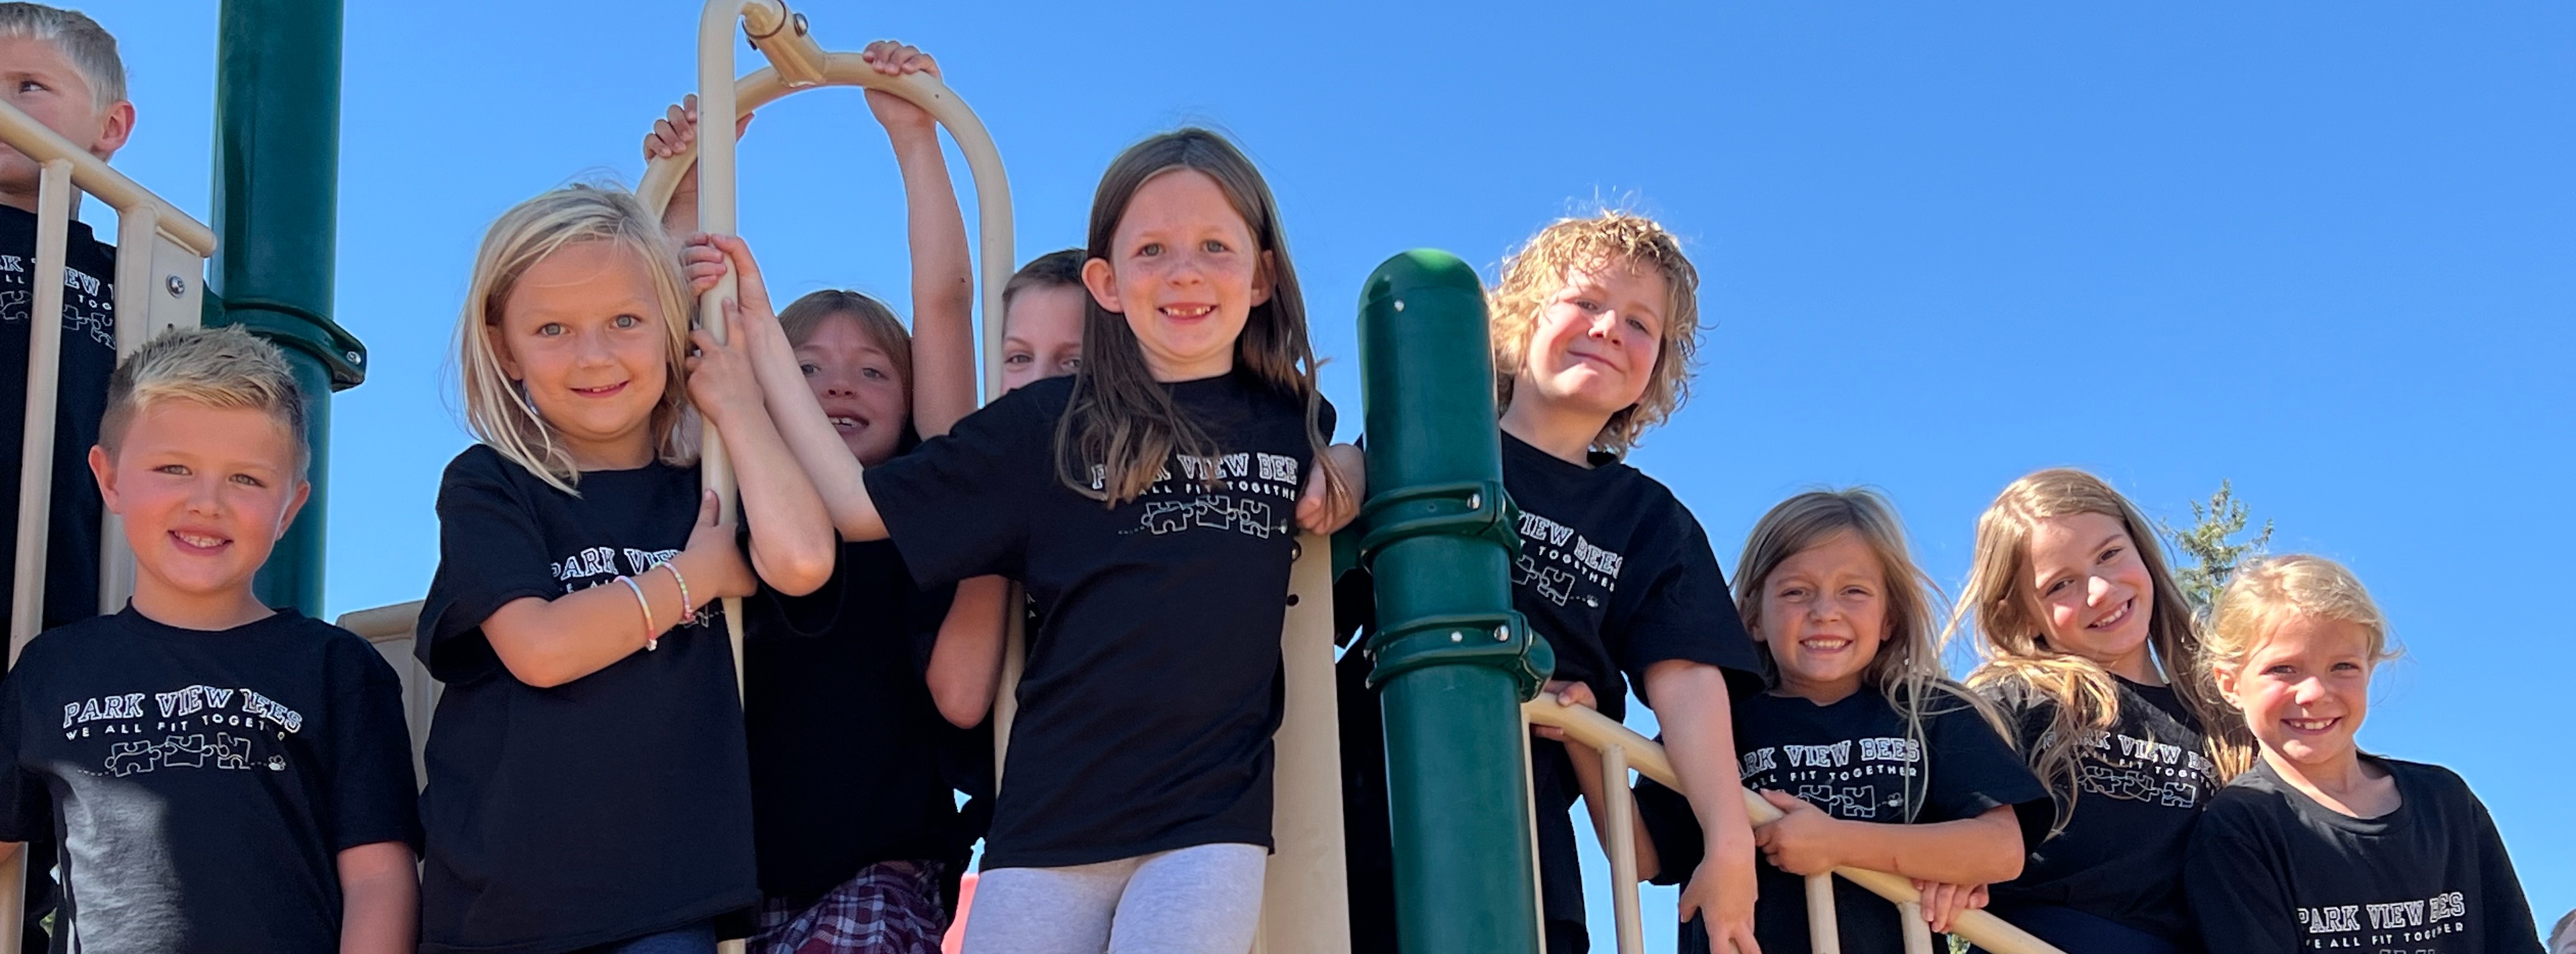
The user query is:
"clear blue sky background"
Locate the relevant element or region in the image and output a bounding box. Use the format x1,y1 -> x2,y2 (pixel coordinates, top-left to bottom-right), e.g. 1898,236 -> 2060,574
103,1 -> 2572,947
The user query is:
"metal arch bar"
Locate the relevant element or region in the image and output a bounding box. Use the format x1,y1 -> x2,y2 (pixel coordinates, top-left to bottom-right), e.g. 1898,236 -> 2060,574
1520,700 -> 2072,954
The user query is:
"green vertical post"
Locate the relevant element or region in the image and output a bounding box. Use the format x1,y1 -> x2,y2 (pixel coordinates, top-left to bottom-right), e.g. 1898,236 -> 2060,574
210,0 -> 366,616
1355,250 -> 1548,954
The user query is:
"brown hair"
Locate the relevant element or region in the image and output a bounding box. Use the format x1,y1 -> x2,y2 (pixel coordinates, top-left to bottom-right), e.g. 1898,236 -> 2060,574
778,289 -> 912,392
1737,488 -> 2003,820
99,325 -> 306,471
1950,468 -> 2256,821
1002,248 -> 1085,318
1054,128 -> 1342,508
1490,211 -> 1702,456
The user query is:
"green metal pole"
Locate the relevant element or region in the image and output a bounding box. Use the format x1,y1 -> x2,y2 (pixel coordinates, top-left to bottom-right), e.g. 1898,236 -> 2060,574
210,0 -> 367,616
1355,250 -> 1549,954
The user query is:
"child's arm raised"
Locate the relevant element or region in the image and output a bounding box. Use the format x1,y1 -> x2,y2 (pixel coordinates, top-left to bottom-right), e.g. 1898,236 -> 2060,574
1751,792 -> 2024,886
859,40 -> 976,438
642,93 -> 753,239
335,842 -> 418,954
683,235 -> 891,541
1640,660 -> 1763,954
687,322 -> 836,596
483,491 -> 758,688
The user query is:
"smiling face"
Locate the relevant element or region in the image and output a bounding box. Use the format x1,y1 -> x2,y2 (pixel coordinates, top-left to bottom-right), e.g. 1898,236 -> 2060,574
795,312 -> 910,466
2023,511 -> 2159,680
1000,284 -> 1086,392
1082,169 -> 1273,382
1754,530 -> 1890,702
1511,262 -> 1670,424
90,401 -> 308,612
487,241 -> 670,470
0,36 -> 130,207
2215,613 -> 2375,775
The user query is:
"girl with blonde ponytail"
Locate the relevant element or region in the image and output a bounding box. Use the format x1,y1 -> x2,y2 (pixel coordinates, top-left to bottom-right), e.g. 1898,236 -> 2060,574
1951,468 -> 2253,954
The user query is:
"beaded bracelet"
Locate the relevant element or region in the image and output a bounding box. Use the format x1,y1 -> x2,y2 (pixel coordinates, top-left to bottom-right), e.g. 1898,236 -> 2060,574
664,561 -> 693,623
618,574 -> 658,651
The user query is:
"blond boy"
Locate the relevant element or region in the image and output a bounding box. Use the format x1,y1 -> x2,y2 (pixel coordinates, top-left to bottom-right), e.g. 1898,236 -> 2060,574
0,327 -> 418,954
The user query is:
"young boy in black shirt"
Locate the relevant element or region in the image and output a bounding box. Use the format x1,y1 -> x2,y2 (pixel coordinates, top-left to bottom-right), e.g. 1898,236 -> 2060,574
0,327 -> 421,954
2187,555 -> 2540,954
1339,212 -> 1762,953
0,2 -> 132,643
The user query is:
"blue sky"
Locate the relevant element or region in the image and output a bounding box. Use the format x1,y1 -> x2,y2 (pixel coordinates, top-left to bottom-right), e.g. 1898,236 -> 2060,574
106,1 -> 2573,946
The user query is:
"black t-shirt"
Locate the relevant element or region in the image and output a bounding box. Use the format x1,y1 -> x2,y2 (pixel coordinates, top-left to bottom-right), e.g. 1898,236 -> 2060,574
1981,675 -> 2220,944
866,372 -> 1326,869
744,539 -> 975,905
1635,688 -> 2050,954
2184,756 -> 2542,954
0,607 -> 419,954
415,445 -> 757,954
0,205 -> 115,633
1336,431 -> 1761,952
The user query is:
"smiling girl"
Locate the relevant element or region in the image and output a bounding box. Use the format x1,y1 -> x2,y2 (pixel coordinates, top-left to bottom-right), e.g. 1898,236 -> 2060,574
1631,489 -> 2046,954
1952,468 -> 2251,954
689,127 -> 1360,954
2186,555 -> 2542,954
413,184 -> 834,954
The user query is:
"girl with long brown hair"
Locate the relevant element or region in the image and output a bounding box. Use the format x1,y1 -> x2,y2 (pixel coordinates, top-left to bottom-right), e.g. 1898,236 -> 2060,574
687,127 -> 1359,953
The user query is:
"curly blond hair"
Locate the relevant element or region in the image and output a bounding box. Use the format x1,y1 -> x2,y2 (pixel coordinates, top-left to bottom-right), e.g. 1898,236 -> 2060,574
1489,211 -> 1701,456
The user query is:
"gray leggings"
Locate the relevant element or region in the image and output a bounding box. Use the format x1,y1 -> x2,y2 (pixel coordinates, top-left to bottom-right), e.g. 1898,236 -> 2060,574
962,843 -> 1267,954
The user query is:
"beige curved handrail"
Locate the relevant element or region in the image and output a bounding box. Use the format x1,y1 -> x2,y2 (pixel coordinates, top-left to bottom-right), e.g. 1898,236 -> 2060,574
1520,700 -> 2069,954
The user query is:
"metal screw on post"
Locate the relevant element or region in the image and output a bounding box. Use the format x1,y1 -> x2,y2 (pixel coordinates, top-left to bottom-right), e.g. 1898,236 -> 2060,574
164,275 -> 185,296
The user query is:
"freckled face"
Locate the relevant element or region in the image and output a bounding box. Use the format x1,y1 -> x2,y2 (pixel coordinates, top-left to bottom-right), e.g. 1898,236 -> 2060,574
1000,285 -> 1085,392
489,242 -> 670,468
1082,169 -> 1273,382
1755,531 -> 1890,701
794,313 -> 910,466
2023,512 -> 2158,675
91,402 -> 309,599
1511,264 -> 1667,420
2216,615 -> 2375,772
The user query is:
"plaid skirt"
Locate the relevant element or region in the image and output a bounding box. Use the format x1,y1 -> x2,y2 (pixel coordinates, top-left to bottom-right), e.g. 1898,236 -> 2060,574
752,860 -> 952,954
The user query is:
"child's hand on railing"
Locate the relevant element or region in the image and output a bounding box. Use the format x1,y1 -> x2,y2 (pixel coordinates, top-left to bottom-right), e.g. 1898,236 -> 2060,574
685,325 -> 763,430
1294,444 -> 1365,535
1531,680 -> 1598,744
858,40 -> 940,140
1752,789 -> 1843,877
678,489 -> 756,601
1910,880 -> 1988,934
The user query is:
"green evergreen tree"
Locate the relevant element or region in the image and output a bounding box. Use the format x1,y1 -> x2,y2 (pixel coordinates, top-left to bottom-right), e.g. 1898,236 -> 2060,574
2156,481 -> 2273,619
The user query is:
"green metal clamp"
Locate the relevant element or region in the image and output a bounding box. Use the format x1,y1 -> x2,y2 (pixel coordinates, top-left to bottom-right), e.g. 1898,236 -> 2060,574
1354,479 -> 1519,562
1360,610 -> 1549,701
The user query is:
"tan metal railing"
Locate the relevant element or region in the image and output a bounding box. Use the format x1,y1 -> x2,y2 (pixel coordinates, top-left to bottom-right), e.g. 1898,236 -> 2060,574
0,96 -> 213,954
1521,701 -> 2071,954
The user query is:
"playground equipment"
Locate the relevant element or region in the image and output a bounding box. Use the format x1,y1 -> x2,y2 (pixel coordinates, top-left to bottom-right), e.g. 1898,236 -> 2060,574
0,3 -> 2094,952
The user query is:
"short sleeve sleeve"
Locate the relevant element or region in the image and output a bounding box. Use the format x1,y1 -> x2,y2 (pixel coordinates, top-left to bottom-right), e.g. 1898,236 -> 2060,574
325,633 -> 423,852
0,665 -> 47,843
1613,505 -> 1761,706
2183,797 -> 2300,954
1630,771 -> 1701,887
1921,692 -> 2051,845
2460,778 -> 2546,953
864,391 -> 1047,588
415,449 -> 562,684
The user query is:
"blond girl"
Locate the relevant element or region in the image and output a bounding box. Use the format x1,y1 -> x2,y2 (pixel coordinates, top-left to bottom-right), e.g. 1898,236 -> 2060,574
413,185 -> 833,954
1632,489 -> 2044,954
2185,555 -> 2542,954
1953,468 -> 2249,954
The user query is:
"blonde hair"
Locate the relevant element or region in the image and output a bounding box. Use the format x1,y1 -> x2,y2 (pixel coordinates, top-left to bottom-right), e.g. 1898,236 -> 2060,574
779,289 -> 912,392
98,325 -> 305,470
1490,211 -> 1701,456
1952,468 -> 2255,819
2207,554 -> 2396,676
0,3 -> 124,110
1738,488 -> 2004,820
455,185 -> 696,495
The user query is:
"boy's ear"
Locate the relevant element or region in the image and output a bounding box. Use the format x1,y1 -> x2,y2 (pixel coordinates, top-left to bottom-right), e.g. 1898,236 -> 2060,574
86,444 -> 119,514
1250,250 -> 1275,307
88,101 -> 134,162
273,478 -> 312,542
1080,256 -> 1121,314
